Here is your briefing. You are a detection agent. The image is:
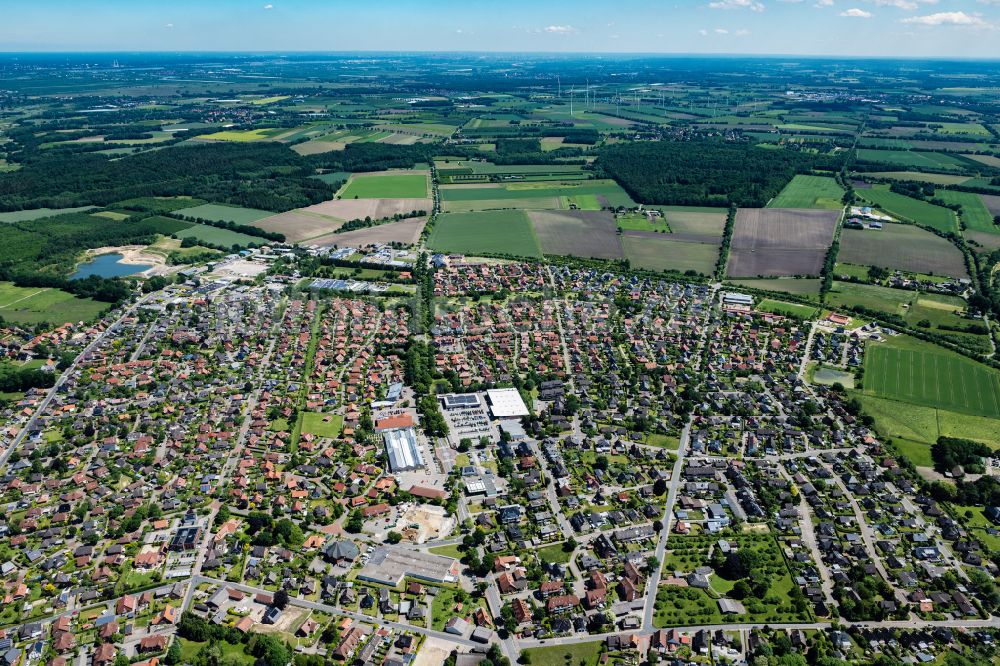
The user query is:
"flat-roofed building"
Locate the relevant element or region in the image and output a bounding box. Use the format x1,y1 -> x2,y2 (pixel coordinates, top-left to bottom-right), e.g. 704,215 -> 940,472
357,546 -> 460,587
486,388 -> 529,419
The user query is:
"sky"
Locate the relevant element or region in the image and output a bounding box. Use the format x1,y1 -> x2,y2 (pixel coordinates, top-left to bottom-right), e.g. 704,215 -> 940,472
1,0 -> 999,58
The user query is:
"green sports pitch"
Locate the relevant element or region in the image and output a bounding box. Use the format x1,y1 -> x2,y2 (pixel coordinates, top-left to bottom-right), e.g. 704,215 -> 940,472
865,342 -> 1000,418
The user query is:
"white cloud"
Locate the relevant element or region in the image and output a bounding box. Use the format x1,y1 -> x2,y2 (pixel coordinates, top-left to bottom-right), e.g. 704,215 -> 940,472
699,28 -> 709,34
543,25 -> 578,34
715,27 -> 730,33
814,0 -> 834,7
868,0 -> 936,9
164,23 -> 174,28
708,0 -> 765,11
840,8 -> 873,16
263,3 -> 273,8
901,10 -> 986,25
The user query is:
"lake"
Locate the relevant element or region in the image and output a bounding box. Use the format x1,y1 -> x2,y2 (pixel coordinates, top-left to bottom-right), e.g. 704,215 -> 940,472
71,253 -> 152,280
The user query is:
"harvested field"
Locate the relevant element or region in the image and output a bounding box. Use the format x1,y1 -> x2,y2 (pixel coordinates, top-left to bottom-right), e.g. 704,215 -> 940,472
301,197 -> 432,221
291,141 -> 344,155
837,224 -> 968,279
966,231 -> 1000,251
528,210 -> 623,260
310,218 -> 426,247
981,194 -> 1000,217
253,210 -> 344,243
726,208 -> 839,278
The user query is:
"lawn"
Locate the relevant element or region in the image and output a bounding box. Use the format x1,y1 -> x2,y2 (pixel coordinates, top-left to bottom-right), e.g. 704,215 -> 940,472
863,336 -> 1000,418
174,203 -> 274,225
768,175 -> 845,210
0,282 -> 106,324
431,587 -> 488,631
428,544 -> 464,559
427,211 -> 542,258
858,185 -> 958,233
521,641 -> 604,666
536,543 -> 573,565
178,639 -> 254,666
340,173 -> 428,199
299,412 -> 344,438
175,224 -> 264,247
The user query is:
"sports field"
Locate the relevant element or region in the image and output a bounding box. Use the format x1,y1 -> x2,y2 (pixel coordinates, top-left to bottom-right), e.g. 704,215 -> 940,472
427,211 -> 542,258
864,337 -> 1000,418
340,173 -> 428,199
767,175 -> 844,210
858,186 -> 958,233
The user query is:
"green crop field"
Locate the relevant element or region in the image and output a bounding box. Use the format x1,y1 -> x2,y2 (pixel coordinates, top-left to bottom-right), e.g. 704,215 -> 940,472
858,186 -> 958,233
198,128 -> 284,142
427,211 -> 541,258
340,173 -> 428,199
174,203 -> 274,225
175,223 -> 263,247
728,278 -> 822,297
767,174 -> 845,209
0,206 -> 96,223
864,336 -> 1000,418
439,180 -> 634,208
855,149 -> 969,170
0,282 -> 106,324
622,235 -> 719,276
934,190 -> 997,233
853,393 -> 1000,447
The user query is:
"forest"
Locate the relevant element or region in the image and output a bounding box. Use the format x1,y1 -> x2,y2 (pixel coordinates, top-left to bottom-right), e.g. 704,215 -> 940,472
0,143 -> 332,212
597,139 -> 840,207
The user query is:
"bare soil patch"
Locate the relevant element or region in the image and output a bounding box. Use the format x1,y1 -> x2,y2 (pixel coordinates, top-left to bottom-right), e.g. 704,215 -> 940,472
253,210 -> 344,243
528,210 -> 623,259
309,218 -> 426,247
727,208 -> 838,278
302,197 -> 432,221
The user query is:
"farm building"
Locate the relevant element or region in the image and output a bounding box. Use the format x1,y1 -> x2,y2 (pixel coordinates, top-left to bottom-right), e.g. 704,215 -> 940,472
383,427 -> 422,472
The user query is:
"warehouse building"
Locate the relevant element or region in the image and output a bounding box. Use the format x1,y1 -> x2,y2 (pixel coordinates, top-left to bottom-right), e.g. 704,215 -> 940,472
357,546 -> 460,587
485,388 -> 529,419
383,427 -> 423,472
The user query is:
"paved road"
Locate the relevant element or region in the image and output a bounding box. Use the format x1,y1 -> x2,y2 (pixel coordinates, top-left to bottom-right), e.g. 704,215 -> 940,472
0,294 -> 151,469
196,575 -> 481,649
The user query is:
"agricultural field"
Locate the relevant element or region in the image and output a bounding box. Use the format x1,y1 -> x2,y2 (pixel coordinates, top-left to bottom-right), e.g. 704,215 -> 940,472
528,210 -> 623,260
0,206 -> 96,223
837,224 -> 968,278
863,335 -> 1000,418
301,198 -> 432,222
311,218 -> 426,247
854,149 -> 970,170
767,174 -> 844,210
427,211 -> 541,258
0,282 -> 106,324
662,207 -> 728,236
196,128 -> 286,142
860,172 -> 972,186
253,210 -> 343,243
857,186 -> 959,233
980,194 -> 1000,217
438,180 -> 634,213
933,190 -> 996,234
726,208 -> 839,278
856,393 -> 1000,448
728,278 -> 823,297
339,172 -> 429,199
175,223 -> 264,247
622,234 -> 720,276
173,203 -> 275,225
